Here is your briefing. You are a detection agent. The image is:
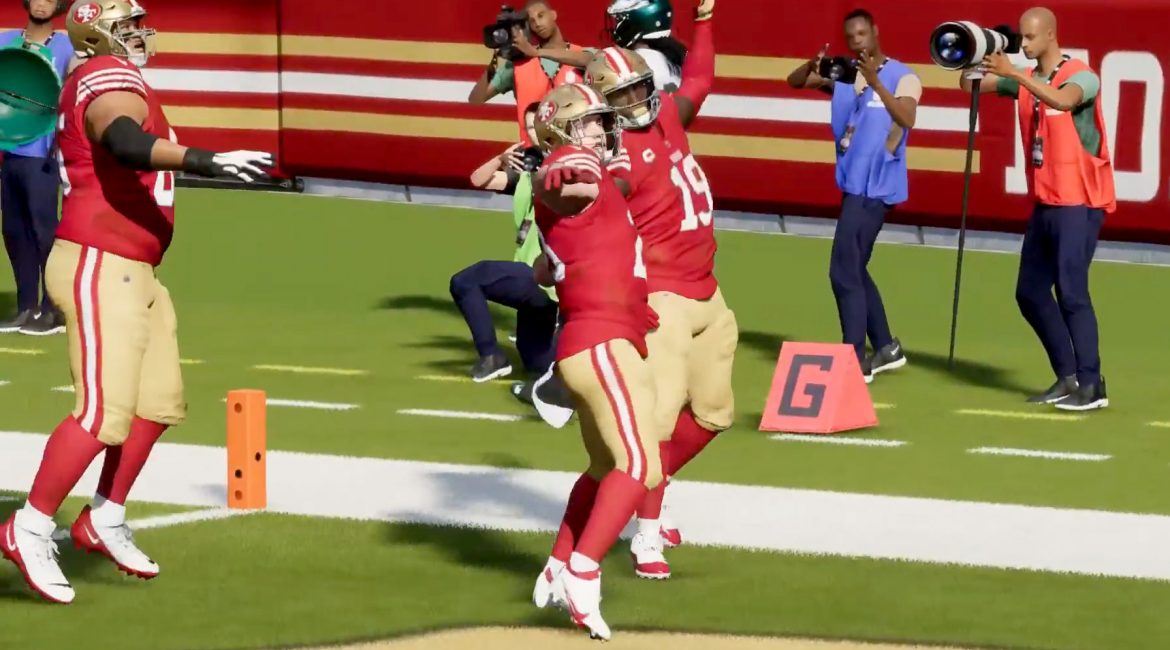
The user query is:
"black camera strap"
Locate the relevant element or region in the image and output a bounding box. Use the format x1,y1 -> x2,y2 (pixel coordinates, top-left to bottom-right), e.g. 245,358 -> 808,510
1031,55 -> 1071,133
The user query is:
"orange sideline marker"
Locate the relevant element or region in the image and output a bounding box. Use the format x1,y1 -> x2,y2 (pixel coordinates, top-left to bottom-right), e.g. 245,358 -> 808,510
227,389 -> 267,510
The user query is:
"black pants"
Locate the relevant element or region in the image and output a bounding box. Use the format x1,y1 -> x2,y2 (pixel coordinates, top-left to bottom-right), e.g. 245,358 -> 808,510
1,153 -> 60,313
450,260 -> 558,372
829,193 -> 894,362
1015,204 -> 1104,386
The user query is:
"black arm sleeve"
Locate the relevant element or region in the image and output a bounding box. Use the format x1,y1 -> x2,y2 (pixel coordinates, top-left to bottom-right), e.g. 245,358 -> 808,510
99,116 -> 159,171
502,167 -> 521,195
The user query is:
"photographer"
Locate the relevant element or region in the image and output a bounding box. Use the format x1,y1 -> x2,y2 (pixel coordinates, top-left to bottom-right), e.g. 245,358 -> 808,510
786,9 -> 918,382
468,1 -> 592,145
450,104 -> 558,383
959,7 -> 1114,411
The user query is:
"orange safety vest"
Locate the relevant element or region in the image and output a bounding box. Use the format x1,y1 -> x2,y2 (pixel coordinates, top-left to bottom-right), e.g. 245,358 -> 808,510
1017,57 -> 1117,213
513,45 -> 585,145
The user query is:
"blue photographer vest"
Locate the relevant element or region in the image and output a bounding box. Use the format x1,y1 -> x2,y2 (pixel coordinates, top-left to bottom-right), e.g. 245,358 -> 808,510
830,58 -> 913,206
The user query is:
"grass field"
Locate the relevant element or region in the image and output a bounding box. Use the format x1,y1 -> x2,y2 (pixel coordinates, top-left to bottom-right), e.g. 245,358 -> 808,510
1,189 -> 1168,649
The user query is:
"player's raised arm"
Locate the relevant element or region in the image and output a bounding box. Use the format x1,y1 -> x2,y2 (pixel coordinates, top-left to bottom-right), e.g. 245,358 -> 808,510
84,89 -> 272,182
675,0 -> 715,129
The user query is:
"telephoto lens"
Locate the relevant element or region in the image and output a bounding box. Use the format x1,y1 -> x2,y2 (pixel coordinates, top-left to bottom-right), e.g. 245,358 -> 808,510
928,21 -> 1021,70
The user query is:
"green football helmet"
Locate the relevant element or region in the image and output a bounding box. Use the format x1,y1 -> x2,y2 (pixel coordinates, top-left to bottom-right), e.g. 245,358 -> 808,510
606,0 -> 674,48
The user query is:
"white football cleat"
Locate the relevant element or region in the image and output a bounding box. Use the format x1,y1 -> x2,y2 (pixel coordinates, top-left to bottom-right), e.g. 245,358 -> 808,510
533,559 -> 567,609
1,510 -> 75,604
71,506 -> 159,579
563,566 -> 611,641
629,531 -> 671,580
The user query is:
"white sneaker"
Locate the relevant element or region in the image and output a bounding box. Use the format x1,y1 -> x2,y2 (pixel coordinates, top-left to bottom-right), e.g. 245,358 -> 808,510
71,506 -> 159,579
629,531 -> 670,579
1,510 -> 75,604
532,558 -> 566,609
563,565 -> 611,641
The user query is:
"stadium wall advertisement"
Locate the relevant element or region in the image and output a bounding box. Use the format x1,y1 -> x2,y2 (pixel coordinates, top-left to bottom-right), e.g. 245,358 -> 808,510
2,0 -> 1167,243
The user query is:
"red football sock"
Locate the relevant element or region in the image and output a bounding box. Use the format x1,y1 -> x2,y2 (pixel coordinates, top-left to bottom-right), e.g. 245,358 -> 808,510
636,442 -> 669,519
575,470 -> 648,563
96,417 -> 168,505
27,416 -> 107,516
662,408 -> 718,476
551,473 -> 600,562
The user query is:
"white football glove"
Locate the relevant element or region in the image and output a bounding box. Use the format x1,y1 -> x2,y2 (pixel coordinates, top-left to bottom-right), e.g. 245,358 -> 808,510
211,150 -> 273,183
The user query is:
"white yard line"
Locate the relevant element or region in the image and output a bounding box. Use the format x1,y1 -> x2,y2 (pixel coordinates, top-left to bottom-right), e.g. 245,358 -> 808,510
416,374 -> 511,384
1,430 -> 1166,582
956,409 -> 1087,422
0,380 -> 8,387
0,347 -> 43,356
398,408 -> 529,422
1148,422 -> 1170,429
968,447 -> 1112,462
218,397 -> 359,411
48,508 -> 252,541
769,434 -> 906,448
51,385 -> 74,393
253,364 -> 368,376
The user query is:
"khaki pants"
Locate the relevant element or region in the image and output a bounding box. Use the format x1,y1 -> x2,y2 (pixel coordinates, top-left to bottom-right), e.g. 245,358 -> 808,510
45,240 -> 186,445
646,287 -> 738,439
558,339 -> 662,489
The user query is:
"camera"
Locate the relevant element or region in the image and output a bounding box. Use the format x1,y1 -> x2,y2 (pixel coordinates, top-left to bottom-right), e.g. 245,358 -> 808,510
520,146 -> 544,173
818,56 -> 859,85
482,5 -> 530,59
929,21 -> 1022,70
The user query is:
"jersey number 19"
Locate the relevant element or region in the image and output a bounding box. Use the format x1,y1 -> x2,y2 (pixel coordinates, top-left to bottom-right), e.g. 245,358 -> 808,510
670,153 -> 714,232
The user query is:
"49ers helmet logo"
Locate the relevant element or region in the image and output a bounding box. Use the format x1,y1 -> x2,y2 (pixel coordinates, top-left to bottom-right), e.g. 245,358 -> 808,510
538,100 -> 557,123
74,3 -> 102,23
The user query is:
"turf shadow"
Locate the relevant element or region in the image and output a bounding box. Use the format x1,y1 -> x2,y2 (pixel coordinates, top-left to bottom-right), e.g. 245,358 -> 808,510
0,291 -> 15,317
736,329 -> 792,362
377,294 -> 518,332
907,350 -> 1036,396
381,468 -> 564,584
402,334 -> 523,376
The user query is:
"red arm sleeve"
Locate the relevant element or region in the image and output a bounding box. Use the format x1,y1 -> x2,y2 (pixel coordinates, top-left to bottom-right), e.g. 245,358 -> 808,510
678,20 -> 714,112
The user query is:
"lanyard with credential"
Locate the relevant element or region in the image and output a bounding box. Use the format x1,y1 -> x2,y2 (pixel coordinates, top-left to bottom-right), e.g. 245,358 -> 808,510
840,58 -> 887,153
1030,55 -> 1070,168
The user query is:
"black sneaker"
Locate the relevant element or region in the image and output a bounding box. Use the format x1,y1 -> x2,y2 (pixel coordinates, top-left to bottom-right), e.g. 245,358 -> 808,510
511,380 -> 535,406
471,352 -> 512,383
860,356 -> 874,384
868,338 -> 907,376
1026,375 -> 1078,404
1055,377 -> 1109,411
0,309 -> 35,334
19,310 -> 64,336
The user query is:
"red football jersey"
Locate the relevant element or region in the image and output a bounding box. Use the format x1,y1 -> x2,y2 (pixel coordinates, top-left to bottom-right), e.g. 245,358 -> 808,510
607,93 -> 717,300
56,56 -> 177,267
535,146 -> 650,362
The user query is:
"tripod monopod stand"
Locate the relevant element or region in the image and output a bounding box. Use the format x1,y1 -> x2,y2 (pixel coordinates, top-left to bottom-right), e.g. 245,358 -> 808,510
947,71 -> 983,370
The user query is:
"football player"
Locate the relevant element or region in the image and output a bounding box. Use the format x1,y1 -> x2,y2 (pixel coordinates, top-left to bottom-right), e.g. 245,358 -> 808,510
526,83 -> 661,641
0,0 -> 272,604
605,0 -> 686,91
586,0 -> 729,580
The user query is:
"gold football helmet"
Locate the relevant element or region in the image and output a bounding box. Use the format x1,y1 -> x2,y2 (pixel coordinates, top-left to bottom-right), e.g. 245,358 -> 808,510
586,47 -> 660,129
67,0 -> 157,67
533,83 -> 622,159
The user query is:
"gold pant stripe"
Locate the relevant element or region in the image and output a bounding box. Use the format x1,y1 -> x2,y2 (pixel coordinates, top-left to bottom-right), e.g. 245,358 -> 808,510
591,342 -> 646,484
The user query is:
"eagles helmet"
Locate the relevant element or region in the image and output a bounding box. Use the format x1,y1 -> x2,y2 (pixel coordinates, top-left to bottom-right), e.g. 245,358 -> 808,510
533,83 -> 622,159
606,0 -> 673,48
66,0 -> 157,68
586,47 -> 660,129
